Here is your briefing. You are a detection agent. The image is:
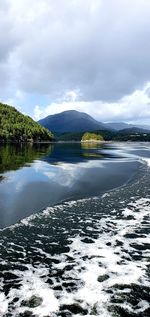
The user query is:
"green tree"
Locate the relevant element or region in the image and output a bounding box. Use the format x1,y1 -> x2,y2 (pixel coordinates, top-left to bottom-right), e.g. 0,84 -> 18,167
0,103 -> 54,143
81,132 -> 104,142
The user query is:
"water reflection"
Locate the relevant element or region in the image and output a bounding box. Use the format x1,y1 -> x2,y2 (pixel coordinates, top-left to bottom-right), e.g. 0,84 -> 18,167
0,175 -> 5,182
0,143 -> 53,173
0,143 -> 125,175
0,143 -> 140,228
81,142 -> 103,149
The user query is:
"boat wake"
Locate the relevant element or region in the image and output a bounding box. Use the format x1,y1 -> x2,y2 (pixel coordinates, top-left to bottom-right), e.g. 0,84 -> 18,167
0,163 -> 150,316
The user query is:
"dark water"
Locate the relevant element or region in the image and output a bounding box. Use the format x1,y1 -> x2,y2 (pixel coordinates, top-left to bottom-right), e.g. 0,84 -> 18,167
0,142 -> 150,316
0,143 -> 139,228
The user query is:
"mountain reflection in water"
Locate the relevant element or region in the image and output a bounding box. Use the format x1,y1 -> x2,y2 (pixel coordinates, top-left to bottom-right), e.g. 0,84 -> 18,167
0,142 -> 141,228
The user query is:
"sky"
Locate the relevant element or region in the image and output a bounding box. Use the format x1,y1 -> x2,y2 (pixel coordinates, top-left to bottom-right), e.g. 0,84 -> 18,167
1,0 -> 150,124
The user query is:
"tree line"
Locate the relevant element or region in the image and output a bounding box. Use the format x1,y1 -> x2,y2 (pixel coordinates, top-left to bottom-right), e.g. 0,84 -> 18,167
0,103 -> 53,143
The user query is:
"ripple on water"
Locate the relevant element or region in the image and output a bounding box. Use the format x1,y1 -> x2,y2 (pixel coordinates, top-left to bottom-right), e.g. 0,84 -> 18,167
0,166 -> 150,316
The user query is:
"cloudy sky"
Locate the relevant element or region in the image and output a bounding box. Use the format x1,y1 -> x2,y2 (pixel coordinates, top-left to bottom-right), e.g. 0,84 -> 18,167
1,0 -> 150,123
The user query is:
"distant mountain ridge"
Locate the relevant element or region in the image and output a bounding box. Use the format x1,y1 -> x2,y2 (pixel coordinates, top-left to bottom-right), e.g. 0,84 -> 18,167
38,110 -> 150,133
105,122 -> 150,131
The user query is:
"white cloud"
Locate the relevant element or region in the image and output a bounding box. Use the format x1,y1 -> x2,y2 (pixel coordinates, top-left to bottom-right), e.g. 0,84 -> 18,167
61,90 -> 80,102
1,0 -> 150,124
2,89 -> 25,113
34,83 -> 150,124
34,105 -> 44,121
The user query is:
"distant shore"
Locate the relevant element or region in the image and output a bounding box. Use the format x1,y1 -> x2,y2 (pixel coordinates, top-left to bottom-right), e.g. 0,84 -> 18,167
81,140 -> 105,143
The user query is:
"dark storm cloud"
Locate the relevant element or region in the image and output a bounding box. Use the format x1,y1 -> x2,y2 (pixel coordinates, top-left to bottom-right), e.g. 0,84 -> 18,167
1,0 -> 150,104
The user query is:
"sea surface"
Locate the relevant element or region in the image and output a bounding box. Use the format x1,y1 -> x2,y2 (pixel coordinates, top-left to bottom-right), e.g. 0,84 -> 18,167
0,142 -> 149,317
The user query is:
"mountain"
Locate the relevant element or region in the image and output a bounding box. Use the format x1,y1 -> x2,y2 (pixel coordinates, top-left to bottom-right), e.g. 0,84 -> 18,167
38,110 -> 107,133
105,122 -> 150,131
38,109 -> 150,135
118,127 -> 150,134
104,122 -> 135,130
135,124 -> 150,131
0,103 -> 53,142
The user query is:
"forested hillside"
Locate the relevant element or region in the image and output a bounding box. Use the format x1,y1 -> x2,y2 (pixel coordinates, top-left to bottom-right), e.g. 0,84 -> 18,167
0,103 -> 53,142
81,132 -> 104,142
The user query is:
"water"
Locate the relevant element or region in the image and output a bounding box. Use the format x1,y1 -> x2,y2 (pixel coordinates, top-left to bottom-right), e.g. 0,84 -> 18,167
0,142 -> 149,316
0,143 -> 139,228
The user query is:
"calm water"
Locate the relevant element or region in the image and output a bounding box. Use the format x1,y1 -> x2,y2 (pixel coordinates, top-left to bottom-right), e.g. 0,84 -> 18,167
0,143 -> 140,228
0,142 -> 150,316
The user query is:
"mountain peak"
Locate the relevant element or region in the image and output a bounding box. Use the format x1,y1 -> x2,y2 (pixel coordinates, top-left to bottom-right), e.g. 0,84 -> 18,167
38,110 -> 105,133
38,110 -> 150,134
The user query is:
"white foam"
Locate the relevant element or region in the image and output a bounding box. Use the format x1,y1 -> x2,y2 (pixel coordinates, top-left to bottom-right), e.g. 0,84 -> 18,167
1,195 -> 150,316
0,293 -> 8,315
141,157 -> 150,167
122,207 -> 133,217
51,196 -> 150,315
3,265 -> 59,317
